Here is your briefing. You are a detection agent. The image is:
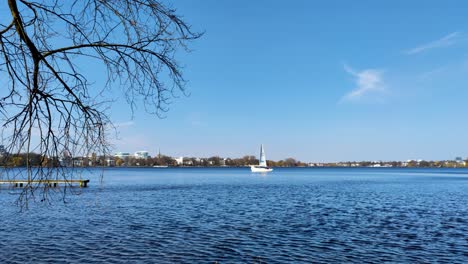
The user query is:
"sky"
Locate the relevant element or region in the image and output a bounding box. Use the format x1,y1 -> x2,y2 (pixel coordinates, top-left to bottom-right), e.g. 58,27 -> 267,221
105,0 -> 468,162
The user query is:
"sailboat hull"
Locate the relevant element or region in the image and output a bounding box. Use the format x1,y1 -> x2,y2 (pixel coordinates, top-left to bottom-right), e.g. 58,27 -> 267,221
251,166 -> 273,173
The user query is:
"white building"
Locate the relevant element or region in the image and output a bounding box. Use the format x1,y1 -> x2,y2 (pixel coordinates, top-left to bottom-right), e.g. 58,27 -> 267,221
73,159 -> 83,167
175,157 -> 183,165
115,152 -> 131,159
220,158 -> 226,166
134,151 -> 149,159
106,158 -> 115,166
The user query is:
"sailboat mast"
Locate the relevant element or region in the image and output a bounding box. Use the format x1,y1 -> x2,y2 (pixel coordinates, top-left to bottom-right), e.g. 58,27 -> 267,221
259,144 -> 267,167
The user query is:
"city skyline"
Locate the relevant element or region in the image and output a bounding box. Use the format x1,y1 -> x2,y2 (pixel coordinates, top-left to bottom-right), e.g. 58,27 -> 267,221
93,1 -> 468,162
110,148 -> 468,165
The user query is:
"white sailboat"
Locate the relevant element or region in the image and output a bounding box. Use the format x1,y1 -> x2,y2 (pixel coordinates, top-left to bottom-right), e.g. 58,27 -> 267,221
251,144 -> 273,173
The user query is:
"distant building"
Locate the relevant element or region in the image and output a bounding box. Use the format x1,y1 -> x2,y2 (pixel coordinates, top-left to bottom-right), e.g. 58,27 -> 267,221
134,151 -> 149,159
455,157 -> 463,163
175,157 -> 183,165
115,152 -> 131,159
59,149 -> 72,167
73,159 -> 83,167
183,158 -> 193,166
106,158 -> 115,166
59,158 -> 70,167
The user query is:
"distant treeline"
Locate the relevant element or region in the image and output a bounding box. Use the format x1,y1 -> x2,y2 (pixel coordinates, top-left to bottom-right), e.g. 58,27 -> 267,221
114,156 -> 307,167
1,153 -> 467,168
0,153 -> 60,167
322,160 -> 468,168
0,153 -> 307,168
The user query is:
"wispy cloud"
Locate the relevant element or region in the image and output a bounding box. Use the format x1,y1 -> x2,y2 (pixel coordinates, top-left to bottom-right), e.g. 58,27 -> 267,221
405,32 -> 460,55
341,64 -> 385,102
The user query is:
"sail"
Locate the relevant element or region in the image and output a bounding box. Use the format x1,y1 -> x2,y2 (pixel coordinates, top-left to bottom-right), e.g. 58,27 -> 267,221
259,144 -> 267,167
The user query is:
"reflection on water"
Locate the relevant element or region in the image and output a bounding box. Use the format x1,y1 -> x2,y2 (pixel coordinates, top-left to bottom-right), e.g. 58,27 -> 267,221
1,167 -> 468,263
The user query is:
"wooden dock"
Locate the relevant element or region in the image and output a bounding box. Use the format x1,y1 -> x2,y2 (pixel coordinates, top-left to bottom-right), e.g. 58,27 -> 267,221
0,179 -> 90,188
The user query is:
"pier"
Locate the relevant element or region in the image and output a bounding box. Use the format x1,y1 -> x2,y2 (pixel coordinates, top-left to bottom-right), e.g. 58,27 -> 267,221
0,179 -> 90,188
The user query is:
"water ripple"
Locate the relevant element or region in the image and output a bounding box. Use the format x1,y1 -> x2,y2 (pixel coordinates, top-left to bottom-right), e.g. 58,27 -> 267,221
0,168 -> 468,263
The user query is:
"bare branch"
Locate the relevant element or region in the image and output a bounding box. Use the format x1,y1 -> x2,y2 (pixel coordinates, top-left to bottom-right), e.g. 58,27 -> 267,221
0,0 -> 201,208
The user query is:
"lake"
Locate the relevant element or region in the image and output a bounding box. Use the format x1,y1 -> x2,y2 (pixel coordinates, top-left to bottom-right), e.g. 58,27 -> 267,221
1,167 -> 467,263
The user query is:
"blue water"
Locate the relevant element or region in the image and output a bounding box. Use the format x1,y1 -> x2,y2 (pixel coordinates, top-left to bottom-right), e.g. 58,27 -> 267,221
1,167 -> 468,263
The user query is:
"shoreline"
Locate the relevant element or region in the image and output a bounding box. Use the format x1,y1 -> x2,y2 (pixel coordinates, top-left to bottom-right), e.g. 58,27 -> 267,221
2,166 -> 464,169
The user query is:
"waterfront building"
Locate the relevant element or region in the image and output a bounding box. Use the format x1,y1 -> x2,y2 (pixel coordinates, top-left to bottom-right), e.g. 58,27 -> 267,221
183,158 -> 193,166
73,159 -> 83,167
59,158 -> 71,167
134,151 -> 149,159
115,152 -> 131,159
106,158 -> 115,166
175,157 -> 183,165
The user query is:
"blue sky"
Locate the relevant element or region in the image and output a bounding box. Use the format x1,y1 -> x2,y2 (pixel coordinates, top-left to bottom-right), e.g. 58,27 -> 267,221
108,0 -> 468,162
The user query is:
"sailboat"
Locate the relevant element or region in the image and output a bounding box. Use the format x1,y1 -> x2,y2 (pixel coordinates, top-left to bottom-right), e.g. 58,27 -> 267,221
251,144 -> 273,172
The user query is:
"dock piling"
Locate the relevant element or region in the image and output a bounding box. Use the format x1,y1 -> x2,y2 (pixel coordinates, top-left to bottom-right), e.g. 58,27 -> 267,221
0,179 -> 90,188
